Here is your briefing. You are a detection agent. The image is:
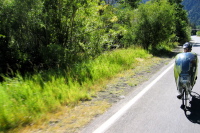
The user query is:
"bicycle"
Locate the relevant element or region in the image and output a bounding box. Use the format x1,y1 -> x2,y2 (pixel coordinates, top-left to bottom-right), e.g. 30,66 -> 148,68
178,74 -> 193,110
174,52 -> 198,110
182,88 -> 192,110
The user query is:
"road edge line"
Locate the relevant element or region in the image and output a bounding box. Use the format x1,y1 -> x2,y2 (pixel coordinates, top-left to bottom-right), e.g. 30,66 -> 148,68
93,63 -> 174,133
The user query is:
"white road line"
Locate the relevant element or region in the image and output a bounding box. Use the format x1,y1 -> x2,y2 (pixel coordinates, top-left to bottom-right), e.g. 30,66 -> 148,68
93,63 -> 174,133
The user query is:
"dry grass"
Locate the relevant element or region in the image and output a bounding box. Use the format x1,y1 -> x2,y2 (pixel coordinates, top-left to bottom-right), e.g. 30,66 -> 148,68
8,101 -> 111,133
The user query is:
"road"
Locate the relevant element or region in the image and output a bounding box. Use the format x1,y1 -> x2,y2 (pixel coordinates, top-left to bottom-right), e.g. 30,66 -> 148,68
81,36 -> 200,133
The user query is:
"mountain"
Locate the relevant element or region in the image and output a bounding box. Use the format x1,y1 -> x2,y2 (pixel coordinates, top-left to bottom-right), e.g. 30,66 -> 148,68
140,0 -> 200,26
182,0 -> 200,26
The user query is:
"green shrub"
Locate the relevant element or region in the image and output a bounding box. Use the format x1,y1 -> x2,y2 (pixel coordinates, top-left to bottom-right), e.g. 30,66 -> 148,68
197,31 -> 200,36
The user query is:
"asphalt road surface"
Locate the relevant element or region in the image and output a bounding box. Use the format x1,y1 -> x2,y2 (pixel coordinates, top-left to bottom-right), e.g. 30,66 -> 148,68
81,36 -> 200,133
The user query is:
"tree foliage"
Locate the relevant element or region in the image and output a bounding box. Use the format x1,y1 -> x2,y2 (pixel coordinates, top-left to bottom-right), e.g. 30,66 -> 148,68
124,0 -> 142,8
133,0 -> 176,49
168,0 -> 191,43
0,0 -> 191,76
0,0 -> 107,75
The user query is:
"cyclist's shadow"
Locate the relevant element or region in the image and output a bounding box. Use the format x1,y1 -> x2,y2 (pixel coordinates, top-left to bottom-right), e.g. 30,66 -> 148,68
184,91 -> 200,124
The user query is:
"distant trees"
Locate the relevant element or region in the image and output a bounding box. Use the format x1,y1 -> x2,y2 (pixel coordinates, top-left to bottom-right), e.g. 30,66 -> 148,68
124,0 -> 142,8
105,0 -> 142,8
197,31 -> 200,36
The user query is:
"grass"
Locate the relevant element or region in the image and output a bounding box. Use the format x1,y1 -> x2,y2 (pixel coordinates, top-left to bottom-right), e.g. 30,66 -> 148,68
0,47 -> 151,132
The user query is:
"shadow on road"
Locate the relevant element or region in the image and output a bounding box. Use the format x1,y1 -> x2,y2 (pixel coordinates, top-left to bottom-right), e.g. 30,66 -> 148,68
184,92 -> 200,124
192,43 -> 200,47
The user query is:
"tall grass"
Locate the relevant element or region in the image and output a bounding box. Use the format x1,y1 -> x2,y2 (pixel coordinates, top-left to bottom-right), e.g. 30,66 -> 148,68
0,48 -> 150,131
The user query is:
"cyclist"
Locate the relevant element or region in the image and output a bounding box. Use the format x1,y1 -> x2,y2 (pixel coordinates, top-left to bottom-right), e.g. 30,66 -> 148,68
176,42 -> 198,99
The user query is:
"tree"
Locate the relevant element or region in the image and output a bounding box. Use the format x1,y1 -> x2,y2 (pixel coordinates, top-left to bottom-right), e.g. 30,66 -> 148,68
125,0 -> 142,8
168,0 -> 191,43
133,0 -> 176,50
0,0 -> 109,75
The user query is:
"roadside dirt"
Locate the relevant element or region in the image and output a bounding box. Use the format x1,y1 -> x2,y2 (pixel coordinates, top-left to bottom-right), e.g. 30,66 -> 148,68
15,47 -> 182,133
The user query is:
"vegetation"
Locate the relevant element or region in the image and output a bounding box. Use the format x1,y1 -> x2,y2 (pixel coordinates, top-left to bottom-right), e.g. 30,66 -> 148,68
0,0 -> 190,131
168,0 -> 191,43
0,48 -> 150,131
133,0 -> 176,49
196,31 -> 200,36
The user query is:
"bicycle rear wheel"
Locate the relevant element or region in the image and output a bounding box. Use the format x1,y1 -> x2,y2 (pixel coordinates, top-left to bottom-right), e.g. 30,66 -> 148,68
182,89 -> 190,110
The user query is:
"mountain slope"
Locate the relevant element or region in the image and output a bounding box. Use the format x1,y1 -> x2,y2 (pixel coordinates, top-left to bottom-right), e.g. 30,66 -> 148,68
140,0 -> 200,26
182,0 -> 200,26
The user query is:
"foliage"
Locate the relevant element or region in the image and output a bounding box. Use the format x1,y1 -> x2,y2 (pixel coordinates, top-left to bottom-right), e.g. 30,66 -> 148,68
0,48 -> 150,131
196,31 -> 200,36
113,4 -> 136,48
139,0 -> 191,44
0,0 -> 108,75
133,0 -> 176,50
0,0 -> 191,76
119,0 -> 142,8
0,0 -> 191,131
168,0 -> 191,43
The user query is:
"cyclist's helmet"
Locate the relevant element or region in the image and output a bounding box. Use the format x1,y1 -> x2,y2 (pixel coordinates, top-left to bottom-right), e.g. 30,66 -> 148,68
183,42 -> 192,50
